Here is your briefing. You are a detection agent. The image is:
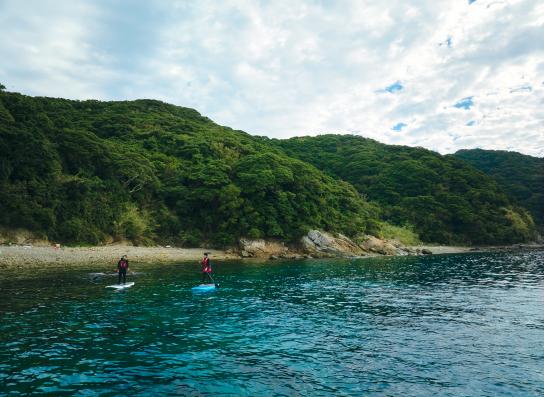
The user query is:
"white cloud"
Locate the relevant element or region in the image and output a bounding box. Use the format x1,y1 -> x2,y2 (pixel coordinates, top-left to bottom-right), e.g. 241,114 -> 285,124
0,0 -> 542,156
0,0 -> 112,98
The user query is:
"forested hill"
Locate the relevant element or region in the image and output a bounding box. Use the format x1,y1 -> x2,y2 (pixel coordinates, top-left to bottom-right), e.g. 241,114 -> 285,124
453,149 -> 543,232
0,90 -> 378,246
273,135 -> 536,245
0,89 -> 536,246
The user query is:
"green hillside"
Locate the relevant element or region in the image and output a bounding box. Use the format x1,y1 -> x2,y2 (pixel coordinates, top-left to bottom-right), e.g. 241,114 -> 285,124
0,89 -> 537,246
0,91 -> 378,246
454,149 -> 543,232
273,135 -> 536,245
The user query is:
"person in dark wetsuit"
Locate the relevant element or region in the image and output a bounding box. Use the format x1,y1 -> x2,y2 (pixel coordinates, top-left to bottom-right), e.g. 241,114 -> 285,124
201,252 -> 213,284
117,255 -> 129,284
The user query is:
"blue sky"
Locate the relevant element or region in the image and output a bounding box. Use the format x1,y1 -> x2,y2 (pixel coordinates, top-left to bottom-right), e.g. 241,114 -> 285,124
0,0 -> 543,156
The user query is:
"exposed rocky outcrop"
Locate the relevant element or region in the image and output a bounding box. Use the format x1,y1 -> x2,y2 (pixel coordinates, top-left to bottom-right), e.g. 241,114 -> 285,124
240,230 -> 420,259
239,231 -> 460,259
358,235 -> 397,255
299,230 -> 421,257
239,238 -> 289,258
300,230 -> 366,257
357,235 -> 414,256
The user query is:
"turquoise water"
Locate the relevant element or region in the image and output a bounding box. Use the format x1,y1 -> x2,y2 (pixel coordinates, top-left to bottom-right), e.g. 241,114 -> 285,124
1,251 -> 543,396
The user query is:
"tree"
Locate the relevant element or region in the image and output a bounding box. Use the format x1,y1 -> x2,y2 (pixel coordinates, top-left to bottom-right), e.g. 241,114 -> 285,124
274,134 -> 537,244
0,90 -> 380,246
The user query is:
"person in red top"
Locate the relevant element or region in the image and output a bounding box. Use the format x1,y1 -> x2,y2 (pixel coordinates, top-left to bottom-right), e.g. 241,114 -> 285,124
201,252 -> 213,283
117,255 -> 129,284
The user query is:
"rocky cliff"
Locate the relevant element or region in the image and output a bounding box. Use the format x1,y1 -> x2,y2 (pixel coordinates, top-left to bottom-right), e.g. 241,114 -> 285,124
239,230 -> 425,259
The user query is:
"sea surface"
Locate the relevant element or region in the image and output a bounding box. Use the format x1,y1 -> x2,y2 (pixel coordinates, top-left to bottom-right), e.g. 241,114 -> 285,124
1,250 -> 543,396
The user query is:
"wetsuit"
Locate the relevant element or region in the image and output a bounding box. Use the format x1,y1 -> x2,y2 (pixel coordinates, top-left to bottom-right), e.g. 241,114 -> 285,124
117,258 -> 129,284
201,256 -> 213,283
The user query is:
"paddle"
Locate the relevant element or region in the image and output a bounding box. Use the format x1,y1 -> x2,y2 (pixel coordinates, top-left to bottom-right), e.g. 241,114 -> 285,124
208,273 -> 220,288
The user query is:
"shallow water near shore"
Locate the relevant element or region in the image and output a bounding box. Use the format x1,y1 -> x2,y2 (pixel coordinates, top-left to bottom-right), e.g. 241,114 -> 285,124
1,251 -> 543,396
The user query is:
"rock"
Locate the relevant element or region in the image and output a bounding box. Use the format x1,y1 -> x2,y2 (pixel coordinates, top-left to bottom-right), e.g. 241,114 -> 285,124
358,235 -> 397,255
269,255 -> 278,260
301,230 -> 364,257
402,246 -> 416,254
390,240 -> 404,248
394,248 -> 409,256
421,249 -> 432,255
301,231 -> 417,257
239,238 -> 288,258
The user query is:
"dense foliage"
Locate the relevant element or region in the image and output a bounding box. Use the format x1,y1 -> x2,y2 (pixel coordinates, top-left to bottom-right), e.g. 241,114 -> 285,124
274,135 -> 536,244
454,149 -> 543,233
0,89 -> 537,246
0,91 -> 378,246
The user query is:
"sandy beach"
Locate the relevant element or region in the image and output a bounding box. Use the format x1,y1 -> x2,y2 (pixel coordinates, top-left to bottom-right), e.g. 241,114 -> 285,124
0,243 -> 472,269
1,243 -> 540,270
0,244 -> 239,269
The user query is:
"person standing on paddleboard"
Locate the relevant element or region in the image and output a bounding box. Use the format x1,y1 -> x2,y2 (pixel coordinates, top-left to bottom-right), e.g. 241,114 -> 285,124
201,252 -> 213,283
117,255 -> 129,284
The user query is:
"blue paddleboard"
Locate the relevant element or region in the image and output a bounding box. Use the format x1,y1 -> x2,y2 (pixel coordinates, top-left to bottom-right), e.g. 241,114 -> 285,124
192,283 -> 217,293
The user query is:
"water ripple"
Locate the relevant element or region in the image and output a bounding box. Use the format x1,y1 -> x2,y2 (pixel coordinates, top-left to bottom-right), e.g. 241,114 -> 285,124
1,250 -> 543,396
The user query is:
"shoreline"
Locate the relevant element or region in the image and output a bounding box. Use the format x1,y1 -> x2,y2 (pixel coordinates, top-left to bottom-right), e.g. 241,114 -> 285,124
1,243 -> 542,270
0,245 -> 239,270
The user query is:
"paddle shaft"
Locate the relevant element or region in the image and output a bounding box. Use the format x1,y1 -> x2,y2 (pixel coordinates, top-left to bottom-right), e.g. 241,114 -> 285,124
206,272 -> 219,288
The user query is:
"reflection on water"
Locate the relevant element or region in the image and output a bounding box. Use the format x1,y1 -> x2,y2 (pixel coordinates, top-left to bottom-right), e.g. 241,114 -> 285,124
1,250 -> 544,396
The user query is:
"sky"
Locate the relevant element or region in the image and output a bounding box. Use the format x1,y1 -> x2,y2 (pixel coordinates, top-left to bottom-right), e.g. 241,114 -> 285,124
0,0 -> 543,156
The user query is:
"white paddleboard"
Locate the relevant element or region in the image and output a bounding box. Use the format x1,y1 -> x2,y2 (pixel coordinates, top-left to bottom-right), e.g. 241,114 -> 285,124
106,282 -> 135,289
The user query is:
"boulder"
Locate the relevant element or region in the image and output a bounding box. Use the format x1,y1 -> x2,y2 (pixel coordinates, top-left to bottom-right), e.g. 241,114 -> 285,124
421,248 -> 433,255
301,230 -> 365,257
358,235 -> 398,255
239,238 -> 288,258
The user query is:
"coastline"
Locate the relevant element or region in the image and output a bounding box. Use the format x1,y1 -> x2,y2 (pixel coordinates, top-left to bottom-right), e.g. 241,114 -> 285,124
0,245 -> 239,270
1,242 -> 541,270
410,245 -> 472,254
